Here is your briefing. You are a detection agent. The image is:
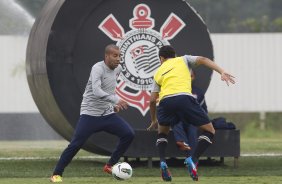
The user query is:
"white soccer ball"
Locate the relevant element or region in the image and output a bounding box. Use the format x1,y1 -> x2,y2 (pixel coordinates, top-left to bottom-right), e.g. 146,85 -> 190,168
112,162 -> 133,180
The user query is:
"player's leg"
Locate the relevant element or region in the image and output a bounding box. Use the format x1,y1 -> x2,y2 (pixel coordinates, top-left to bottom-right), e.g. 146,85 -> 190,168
172,122 -> 191,152
103,114 -> 135,167
157,125 -> 170,162
179,95 -> 215,161
193,122 -> 215,161
51,115 -> 101,178
177,95 -> 214,181
157,125 -> 172,181
183,123 -> 214,181
156,97 -> 179,181
187,124 -> 198,155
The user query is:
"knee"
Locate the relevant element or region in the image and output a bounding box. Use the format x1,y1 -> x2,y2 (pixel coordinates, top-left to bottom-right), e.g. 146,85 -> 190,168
125,129 -> 135,141
209,127 -> 215,135
130,130 -> 135,139
199,122 -> 215,134
68,139 -> 85,150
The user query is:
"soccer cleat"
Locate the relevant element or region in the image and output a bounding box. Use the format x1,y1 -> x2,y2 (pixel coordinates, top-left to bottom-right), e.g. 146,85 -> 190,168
160,161 -> 172,181
176,141 -> 191,151
50,175 -> 63,182
184,157 -> 198,181
103,164 -> 112,174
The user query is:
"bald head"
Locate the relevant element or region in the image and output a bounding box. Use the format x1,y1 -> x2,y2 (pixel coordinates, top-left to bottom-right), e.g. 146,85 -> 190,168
105,44 -> 120,55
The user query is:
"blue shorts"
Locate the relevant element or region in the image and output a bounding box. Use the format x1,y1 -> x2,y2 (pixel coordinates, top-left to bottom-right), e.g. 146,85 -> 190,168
157,95 -> 210,127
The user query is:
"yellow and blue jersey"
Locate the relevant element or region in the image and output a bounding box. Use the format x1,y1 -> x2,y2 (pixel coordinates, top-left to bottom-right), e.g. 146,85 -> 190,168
152,55 -> 197,101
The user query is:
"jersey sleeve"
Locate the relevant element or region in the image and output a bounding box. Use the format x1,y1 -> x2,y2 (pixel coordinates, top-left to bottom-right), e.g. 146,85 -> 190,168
183,55 -> 198,70
151,80 -> 160,92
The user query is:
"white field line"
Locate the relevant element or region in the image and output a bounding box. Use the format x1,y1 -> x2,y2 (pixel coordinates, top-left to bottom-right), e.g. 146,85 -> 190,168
241,153 -> 282,157
0,153 -> 282,160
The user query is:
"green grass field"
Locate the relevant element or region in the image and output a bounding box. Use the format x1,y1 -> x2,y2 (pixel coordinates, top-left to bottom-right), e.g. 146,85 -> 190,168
0,157 -> 282,184
0,136 -> 282,184
0,127 -> 282,184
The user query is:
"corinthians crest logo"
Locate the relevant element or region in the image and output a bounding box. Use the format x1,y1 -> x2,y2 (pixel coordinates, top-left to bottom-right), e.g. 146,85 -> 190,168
99,4 -> 185,116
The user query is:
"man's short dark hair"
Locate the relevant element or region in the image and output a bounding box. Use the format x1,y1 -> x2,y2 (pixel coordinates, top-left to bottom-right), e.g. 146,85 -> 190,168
158,45 -> 176,59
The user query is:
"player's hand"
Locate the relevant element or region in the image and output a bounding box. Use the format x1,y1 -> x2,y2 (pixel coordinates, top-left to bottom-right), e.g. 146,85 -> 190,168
221,71 -> 236,86
114,105 -> 120,112
116,99 -> 128,111
147,120 -> 158,131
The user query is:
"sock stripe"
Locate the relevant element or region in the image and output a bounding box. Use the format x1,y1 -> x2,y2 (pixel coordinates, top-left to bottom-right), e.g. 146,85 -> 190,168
156,138 -> 168,146
198,135 -> 212,144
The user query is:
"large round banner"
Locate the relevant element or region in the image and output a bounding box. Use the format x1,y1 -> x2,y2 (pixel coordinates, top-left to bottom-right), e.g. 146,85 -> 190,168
26,0 -> 213,156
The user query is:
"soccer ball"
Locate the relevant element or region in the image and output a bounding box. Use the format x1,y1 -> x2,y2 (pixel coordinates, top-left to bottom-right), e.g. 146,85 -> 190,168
112,162 -> 133,180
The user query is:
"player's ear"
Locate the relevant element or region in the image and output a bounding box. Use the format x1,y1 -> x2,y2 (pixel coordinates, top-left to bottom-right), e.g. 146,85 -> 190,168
159,56 -> 164,63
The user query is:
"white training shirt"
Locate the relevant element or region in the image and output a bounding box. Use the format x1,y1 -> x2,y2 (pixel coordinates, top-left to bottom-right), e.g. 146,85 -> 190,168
80,61 -> 121,116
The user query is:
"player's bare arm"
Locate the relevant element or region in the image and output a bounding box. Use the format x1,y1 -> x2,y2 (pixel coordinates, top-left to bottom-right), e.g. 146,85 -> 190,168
147,92 -> 159,130
196,56 -> 236,86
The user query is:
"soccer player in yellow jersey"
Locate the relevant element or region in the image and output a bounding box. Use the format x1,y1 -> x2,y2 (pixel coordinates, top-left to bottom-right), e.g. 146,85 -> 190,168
147,45 -> 235,181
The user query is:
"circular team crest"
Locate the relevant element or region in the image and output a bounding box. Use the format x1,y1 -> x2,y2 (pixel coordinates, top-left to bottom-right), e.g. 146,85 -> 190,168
117,29 -> 168,91
99,3 -> 186,115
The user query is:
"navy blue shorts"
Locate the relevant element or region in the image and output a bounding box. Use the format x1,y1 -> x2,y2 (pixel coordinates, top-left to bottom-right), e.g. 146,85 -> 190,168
157,95 -> 210,127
